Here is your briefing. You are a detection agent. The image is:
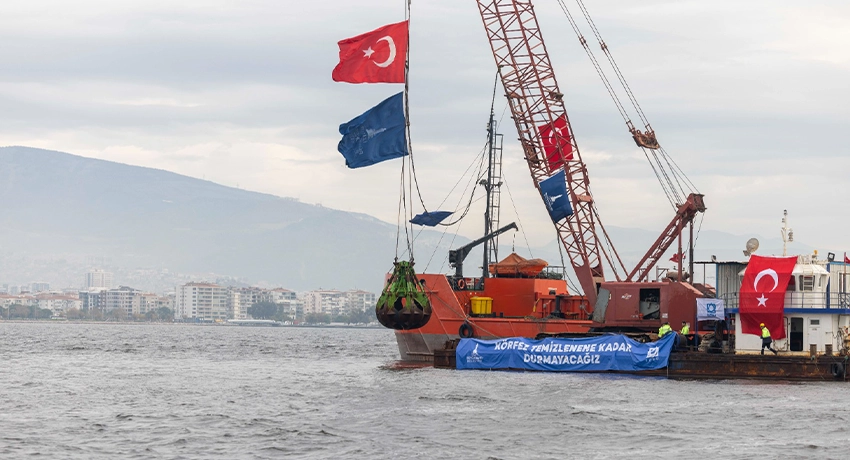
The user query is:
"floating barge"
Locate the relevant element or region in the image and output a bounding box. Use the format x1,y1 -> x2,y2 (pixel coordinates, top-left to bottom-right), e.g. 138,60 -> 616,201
434,339 -> 849,382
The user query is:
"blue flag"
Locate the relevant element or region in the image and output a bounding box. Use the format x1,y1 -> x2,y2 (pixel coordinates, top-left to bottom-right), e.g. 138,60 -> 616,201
410,211 -> 453,227
338,92 -> 408,168
539,169 -> 573,222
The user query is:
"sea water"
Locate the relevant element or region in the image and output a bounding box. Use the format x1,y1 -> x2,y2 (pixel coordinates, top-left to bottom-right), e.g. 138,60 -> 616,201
0,322 -> 846,459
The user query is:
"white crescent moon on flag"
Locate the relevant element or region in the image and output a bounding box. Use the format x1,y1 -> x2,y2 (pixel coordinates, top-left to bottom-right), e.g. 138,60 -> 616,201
372,36 -> 396,68
754,268 -> 779,292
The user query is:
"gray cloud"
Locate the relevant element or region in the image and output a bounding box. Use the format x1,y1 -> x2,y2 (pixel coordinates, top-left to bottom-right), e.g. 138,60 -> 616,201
0,0 -> 848,252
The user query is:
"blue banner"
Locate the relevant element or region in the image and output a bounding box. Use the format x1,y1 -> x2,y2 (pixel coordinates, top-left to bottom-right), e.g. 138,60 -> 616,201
456,333 -> 676,372
539,169 -> 573,222
338,92 -> 408,168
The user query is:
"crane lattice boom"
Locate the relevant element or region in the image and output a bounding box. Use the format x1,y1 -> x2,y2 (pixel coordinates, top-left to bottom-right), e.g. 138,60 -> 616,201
476,0 -> 607,305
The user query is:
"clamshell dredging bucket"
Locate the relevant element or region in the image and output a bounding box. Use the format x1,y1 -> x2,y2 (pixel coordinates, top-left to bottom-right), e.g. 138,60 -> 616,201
375,260 -> 431,330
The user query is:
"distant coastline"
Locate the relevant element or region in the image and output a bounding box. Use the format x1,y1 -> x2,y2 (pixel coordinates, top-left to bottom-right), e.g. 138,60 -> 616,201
0,319 -> 385,329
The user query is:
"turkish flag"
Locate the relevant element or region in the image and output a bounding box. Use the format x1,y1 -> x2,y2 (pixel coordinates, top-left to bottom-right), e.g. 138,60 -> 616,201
537,114 -> 573,173
739,255 -> 797,339
844,252 -> 850,264
332,21 -> 408,84
670,253 -> 685,263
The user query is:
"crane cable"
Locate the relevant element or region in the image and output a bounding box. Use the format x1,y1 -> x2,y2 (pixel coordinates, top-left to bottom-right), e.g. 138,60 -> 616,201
396,0 -> 414,260
574,0 -> 651,128
555,0 -> 631,126
555,0 -> 700,210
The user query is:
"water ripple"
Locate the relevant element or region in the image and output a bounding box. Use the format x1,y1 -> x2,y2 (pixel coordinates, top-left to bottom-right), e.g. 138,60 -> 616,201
0,322 -> 847,459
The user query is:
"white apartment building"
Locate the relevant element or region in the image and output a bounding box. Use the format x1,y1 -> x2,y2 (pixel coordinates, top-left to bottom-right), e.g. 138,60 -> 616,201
265,288 -> 302,319
175,282 -> 228,321
303,290 -> 347,316
154,295 -> 175,313
35,294 -> 82,316
265,288 -> 297,303
103,286 -> 138,316
0,294 -> 36,307
346,290 -> 377,313
229,287 -> 265,320
131,292 -> 161,316
86,269 -> 114,289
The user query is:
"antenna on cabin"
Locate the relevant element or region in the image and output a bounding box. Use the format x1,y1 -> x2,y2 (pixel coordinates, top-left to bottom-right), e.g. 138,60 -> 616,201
743,238 -> 760,257
781,209 -> 793,256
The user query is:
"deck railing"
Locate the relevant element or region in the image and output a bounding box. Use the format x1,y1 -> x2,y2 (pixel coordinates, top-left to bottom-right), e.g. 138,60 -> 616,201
718,292 -> 850,310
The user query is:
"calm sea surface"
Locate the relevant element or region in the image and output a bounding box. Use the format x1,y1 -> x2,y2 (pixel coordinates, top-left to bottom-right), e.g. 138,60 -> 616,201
0,322 -> 847,459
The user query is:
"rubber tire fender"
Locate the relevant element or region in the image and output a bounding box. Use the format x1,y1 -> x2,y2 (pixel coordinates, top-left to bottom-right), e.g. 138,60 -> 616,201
459,322 -> 474,339
831,362 -> 845,379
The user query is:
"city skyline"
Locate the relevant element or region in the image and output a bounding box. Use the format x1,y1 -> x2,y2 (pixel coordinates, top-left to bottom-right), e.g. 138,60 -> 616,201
0,276 -> 378,322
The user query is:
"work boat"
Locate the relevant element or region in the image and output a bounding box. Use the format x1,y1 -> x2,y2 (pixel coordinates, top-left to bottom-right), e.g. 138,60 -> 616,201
378,0 -> 707,363
718,252 -> 850,356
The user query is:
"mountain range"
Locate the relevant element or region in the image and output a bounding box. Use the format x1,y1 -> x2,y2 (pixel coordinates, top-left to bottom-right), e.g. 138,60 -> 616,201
0,146 -> 821,293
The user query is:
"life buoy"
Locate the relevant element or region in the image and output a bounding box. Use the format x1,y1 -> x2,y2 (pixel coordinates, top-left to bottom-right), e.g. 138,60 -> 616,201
456,278 -> 466,290
459,322 -> 474,338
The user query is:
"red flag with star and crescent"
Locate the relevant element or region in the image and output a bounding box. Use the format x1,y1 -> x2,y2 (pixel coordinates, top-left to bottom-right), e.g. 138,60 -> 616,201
332,21 -> 408,84
537,114 -> 574,173
739,255 -> 797,339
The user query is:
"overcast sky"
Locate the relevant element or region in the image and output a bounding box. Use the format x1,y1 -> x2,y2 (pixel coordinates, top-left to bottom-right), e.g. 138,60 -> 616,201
2,0 -> 849,254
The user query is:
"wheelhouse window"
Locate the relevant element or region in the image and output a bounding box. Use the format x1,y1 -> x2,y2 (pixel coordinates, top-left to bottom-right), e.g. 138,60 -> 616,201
801,275 -> 815,292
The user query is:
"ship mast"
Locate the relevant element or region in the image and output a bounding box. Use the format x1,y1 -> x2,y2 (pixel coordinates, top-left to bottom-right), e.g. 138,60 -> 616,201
781,209 -> 793,256
481,103 -> 504,283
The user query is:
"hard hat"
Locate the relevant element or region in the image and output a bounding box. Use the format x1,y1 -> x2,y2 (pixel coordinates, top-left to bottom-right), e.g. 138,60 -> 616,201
759,323 -> 765,327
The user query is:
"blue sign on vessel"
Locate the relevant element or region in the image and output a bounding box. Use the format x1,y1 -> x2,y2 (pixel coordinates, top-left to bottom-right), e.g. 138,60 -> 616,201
456,333 -> 676,372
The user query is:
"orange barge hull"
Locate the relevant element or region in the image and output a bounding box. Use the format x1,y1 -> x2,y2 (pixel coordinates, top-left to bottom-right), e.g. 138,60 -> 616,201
395,273 -> 591,362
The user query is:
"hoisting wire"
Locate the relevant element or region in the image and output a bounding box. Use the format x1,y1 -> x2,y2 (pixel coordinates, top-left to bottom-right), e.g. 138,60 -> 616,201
558,0 -> 674,210
693,211 -> 705,246
398,0 -> 414,260
421,70 -> 500,227
406,72 -> 501,228
395,159 -> 407,258
645,147 -> 683,207
437,146 -> 488,226
594,214 -> 625,280
556,235 -> 584,295
401,157 -> 414,256
574,0 -> 702,203
428,182 -> 489,273
641,148 -> 677,208
660,146 -> 700,193
419,144 -> 489,271
556,0 -> 701,210
656,148 -> 686,203
405,93 -> 490,225
555,0 -> 631,126
574,0 -> 650,128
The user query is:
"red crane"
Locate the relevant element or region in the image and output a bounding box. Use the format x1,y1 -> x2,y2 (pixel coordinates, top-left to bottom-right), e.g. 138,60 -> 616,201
475,0 -> 705,328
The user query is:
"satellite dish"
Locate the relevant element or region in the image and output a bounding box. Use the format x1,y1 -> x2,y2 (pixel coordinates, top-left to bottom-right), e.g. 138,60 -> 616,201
743,238 -> 760,256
